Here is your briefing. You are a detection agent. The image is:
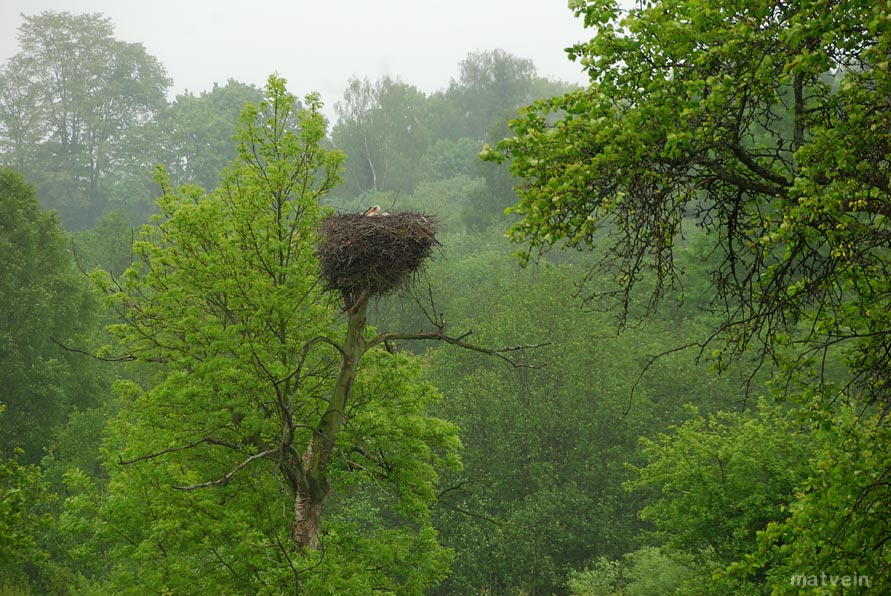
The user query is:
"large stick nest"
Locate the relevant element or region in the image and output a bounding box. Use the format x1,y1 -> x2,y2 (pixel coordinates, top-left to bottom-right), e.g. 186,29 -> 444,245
318,211 -> 439,298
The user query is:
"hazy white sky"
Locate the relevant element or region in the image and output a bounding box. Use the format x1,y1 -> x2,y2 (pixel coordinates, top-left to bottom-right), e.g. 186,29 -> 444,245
0,0 -> 592,114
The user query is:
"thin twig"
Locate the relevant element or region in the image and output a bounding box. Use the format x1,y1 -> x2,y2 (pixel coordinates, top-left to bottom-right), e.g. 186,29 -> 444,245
50,336 -> 134,362
625,340 -> 704,416
118,436 -> 242,465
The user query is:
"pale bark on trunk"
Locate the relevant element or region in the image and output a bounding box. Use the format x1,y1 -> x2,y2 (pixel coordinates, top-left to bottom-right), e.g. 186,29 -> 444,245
292,482 -> 323,551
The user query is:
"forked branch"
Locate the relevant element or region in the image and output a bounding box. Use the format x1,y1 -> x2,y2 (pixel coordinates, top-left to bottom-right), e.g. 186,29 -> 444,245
173,448 -> 278,491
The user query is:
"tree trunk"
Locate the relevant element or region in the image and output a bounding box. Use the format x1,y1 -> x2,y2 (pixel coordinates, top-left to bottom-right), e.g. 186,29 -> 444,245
291,298 -> 368,552
293,480 -> 324,551
363,133 -> 378,191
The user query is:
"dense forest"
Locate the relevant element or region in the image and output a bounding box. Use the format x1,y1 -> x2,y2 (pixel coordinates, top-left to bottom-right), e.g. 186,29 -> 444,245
1,2 -> 889,595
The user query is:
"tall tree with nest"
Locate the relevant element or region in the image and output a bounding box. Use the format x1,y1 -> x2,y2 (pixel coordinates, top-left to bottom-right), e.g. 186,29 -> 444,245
89,76 -> 462,595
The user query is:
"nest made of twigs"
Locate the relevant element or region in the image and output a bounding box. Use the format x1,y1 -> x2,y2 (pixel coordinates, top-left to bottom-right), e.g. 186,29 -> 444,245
318,211 -> 439,298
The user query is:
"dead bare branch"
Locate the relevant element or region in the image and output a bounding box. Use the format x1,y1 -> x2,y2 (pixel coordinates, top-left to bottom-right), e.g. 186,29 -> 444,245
365,324 -> 550,369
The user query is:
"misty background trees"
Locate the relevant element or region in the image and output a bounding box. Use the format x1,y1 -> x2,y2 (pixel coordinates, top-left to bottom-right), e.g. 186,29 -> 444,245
1,3 -> 889,595
0,12 -> 170,230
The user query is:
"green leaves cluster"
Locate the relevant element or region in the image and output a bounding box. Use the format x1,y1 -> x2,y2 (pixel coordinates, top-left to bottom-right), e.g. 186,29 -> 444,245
627,401 -> 812,566
328,50 -> 577,227
377,237 -> 756,595
0,405 -> 52,583
743,407 -> 891,593
86,75 -> 343,593
0,166 -> 101,461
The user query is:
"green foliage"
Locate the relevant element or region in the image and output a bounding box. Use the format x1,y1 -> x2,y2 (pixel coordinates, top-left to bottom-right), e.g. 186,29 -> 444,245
421,138 -> 483,182
396,246 -> 637,595
627,401 -> 812,566
90,75 -> 338,593
436,50 -> 538,142
0,406 -> 52,584
625,401 -> 813,593
489,0 -> 891,396
71,211 -> 134,277
0,578 -> 32,596
426,50 -> 578,219
394,175 -> 486,233
109,80 -> 265,221
741,406 -> 891,594
0,166 -> 103,461
298,350 -> 459,596
488,0 -> 891,588
329,50 -> 572,230
375,237 -> 754,595
14,6 -> 891,593
147,80 -> 265,190
567,547 -> 698,596
568,556 -> 627,596
621,547 -> 699,596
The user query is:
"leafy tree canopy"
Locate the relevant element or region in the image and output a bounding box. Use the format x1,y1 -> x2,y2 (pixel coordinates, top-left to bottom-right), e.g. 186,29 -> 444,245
116,80 -> 265,201
625,401 -> 812,591
0,406 -> 53,585
486,0 -> 891,590
333,76 -> 430,196
487,0 -> 891,407
745,407 -> 891,594
440,50 -> 538,142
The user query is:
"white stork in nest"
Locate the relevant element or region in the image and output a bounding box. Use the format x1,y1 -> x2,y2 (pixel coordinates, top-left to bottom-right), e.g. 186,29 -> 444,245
363,204 -> 388,216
